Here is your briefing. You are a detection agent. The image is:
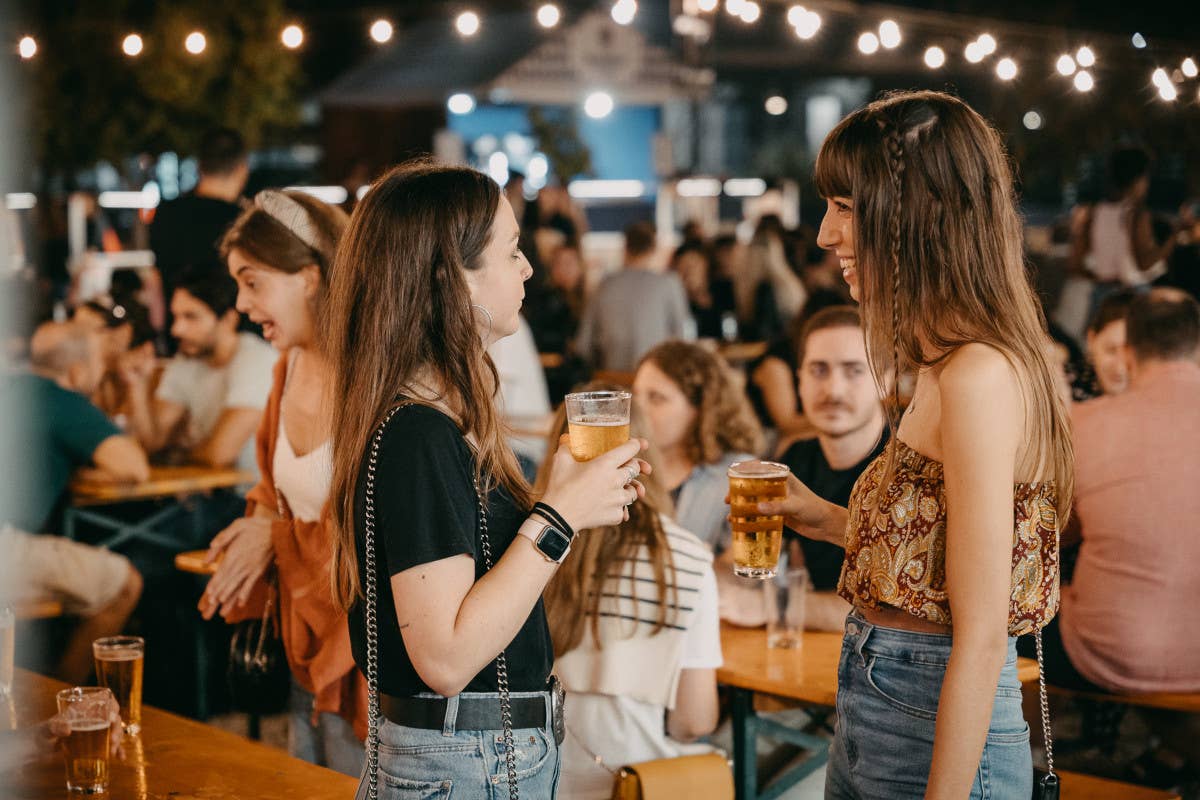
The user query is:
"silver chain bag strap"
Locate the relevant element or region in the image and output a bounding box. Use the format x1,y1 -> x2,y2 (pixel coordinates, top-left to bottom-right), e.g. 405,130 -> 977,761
1033,630 -> 1059,799
361,404 -> 520,800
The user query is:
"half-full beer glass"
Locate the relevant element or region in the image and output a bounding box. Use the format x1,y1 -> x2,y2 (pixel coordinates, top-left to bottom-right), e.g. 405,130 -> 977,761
727,460 -> 790,578
56,687 -> 113,794
564,391 -> 631,461
93,636 -> 143,735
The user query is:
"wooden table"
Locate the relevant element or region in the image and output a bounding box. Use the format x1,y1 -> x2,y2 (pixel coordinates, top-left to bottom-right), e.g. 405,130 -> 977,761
717,623 -> 1040,800
174,549 -> 219,576
65,465 -> 255,550
3,669 -> 357,799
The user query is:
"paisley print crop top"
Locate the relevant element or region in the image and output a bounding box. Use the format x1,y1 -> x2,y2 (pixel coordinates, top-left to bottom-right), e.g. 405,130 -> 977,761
837,438 -> 1059,636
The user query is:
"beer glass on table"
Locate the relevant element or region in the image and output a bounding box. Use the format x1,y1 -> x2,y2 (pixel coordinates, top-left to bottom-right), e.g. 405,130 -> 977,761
727,460 -> 790,578
564,391 -> 631,461
93,636 -> 143,735
56,686 -> 113,794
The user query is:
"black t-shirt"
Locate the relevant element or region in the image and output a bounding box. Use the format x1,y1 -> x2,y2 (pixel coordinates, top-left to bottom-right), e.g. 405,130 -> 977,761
347,404 -> 553,697
149,194 -> 242,290
778,433 -> 887,591
747,336 -> 800,430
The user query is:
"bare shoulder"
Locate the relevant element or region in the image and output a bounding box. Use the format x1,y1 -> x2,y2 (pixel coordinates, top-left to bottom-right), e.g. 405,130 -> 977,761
937,343 -> 1019,399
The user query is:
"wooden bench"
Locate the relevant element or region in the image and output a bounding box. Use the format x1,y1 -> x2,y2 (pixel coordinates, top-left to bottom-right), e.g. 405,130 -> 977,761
1048,685 -> 1200,715
11,597 -> 65,620
1060,769 -> 1180,799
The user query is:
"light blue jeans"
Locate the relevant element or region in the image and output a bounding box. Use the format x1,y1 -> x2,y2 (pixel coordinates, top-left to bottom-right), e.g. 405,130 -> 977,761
826,611 -> 1032,800
289,680 -> 366,777
357,689 -> 561,799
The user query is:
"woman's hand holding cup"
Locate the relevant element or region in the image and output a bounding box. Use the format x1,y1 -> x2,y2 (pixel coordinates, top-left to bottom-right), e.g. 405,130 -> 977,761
540,435 -> 651,530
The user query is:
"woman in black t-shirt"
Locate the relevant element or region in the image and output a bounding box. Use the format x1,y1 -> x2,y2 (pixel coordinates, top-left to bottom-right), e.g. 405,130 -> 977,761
324,160 -> 649,799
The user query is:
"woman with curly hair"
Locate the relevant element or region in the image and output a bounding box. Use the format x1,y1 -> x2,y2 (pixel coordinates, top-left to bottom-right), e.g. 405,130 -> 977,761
633,341 -> 765,552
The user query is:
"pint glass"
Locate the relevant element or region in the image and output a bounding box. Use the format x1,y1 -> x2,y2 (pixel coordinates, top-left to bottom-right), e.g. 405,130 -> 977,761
564,391 -> 631,461
56,686 -> 113,794
727,460 -> 790,578
93,636 -> 143,735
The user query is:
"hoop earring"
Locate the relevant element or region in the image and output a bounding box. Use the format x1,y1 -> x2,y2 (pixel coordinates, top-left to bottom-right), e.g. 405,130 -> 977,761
471,303 -> 493,342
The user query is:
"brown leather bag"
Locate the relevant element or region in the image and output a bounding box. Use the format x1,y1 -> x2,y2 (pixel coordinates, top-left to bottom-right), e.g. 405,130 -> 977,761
610,753 -> 734,800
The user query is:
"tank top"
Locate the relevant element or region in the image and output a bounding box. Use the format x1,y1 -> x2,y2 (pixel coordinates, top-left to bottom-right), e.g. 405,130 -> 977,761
838,438 -> 1059,636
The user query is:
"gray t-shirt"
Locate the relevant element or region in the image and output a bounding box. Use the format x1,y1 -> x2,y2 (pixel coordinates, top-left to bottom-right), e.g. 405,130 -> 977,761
575,269 -> 694,371
156,332 -> 277,475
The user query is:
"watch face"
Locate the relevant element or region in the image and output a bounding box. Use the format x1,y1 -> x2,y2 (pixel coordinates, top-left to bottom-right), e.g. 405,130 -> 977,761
536,526 -> 572,561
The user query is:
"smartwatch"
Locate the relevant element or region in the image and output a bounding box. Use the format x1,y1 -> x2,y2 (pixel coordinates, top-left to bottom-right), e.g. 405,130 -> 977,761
521,520 -> 574,563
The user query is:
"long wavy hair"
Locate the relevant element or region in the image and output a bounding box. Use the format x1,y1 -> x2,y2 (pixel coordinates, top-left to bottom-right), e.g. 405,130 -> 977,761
326,159 -> 532,609
539,383 -> 677,657
814,90 -> 1072,519
637,341 -> 765,466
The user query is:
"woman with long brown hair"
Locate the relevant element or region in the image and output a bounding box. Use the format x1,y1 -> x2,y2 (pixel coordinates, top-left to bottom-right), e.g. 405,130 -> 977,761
197,190 -> 361,773
633,341 -> 764,552
540,388 -> 721,800
757,90 -> 1072,798
324,160 -> 648,799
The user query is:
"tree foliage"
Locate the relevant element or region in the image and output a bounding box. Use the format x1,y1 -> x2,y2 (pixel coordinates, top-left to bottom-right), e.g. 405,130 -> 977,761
31,0 -> 301,175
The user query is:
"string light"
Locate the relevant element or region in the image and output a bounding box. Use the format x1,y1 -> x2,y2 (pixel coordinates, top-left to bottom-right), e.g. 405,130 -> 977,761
697,0 -> 718,11
996,57 -> 1018,80
792,8 -> 821,39
1023,111 -> 1043,130
1056,54 -> 1076,76
879,20 -> 901,49
122,33 -> 143,57
765,95 -> 788,115
1076,46 -> 1096,67
1074,70 -> 1094,92
965,41 -> 985,63
1131,33 -> 1147,49
281,24 -> 304,50
18,35 -> 36,60
611,0 -> 637,25
185,31 -> 206,54
370,19 -> 393,43
857,32 -> 880,55
1182,58 -> 1198,79
456,11 -> 480,37
536,4 -> 561,28
1152,67 -> 1171,89
725,0 -> 748,15
447,93 -> 476,114
738,1 -> 760,23
1158,82 -> 1178,102
977,33 -> 997,56
584,91 -> 615,119
924,46 -> 946,68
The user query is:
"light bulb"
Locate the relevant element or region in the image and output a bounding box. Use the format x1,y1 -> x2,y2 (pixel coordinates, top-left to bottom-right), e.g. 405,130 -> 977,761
858,32 -> 879,55
924,46 -> 946,69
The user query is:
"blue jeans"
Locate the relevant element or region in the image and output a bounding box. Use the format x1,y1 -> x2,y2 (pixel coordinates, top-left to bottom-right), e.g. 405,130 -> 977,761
289,680 -> 366,777
357,689 -> 561,799
826,611 -> 1032,800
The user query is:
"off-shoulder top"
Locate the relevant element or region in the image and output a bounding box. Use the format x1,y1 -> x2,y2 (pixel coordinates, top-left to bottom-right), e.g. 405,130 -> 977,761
837,438 -> 1059,636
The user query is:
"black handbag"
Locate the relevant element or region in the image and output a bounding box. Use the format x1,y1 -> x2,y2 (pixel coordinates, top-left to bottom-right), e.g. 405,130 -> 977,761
226,575 -> 291,714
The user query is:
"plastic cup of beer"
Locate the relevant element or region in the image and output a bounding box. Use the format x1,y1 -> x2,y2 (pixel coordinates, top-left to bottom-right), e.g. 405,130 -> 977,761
92,636 -> 143,735
727,460 -> 790,578
564,391 -> 631,461
56,686 -> 113,794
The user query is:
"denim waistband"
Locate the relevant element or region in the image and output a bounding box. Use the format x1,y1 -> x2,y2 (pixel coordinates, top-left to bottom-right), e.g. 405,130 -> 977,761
844,609 -> 1017,667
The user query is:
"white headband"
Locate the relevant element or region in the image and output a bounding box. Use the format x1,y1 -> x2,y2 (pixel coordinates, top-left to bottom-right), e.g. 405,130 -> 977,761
254,189 -> 328,257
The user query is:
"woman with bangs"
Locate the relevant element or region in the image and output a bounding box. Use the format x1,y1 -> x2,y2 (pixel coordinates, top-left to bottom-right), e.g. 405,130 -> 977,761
757,90 -> 1072,798
324,160 -> 649,798
540,387 -> 721,800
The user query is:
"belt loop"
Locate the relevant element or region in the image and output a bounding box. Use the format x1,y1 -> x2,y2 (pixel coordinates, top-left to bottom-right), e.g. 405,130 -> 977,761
441,695 -> 459,737
851,614 -> 873,667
